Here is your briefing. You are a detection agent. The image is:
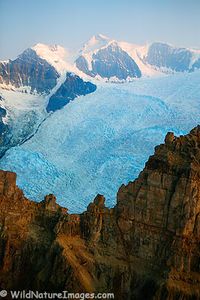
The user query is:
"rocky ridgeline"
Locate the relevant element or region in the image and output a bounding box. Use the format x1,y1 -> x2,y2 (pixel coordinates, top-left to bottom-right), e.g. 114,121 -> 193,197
0,49 -> 59,94
145,42 -> 200,72
0,126 -> 200,299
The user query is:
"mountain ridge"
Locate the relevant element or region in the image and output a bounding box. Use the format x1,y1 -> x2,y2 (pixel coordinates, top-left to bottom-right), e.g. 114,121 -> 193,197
1,35 -> 200,87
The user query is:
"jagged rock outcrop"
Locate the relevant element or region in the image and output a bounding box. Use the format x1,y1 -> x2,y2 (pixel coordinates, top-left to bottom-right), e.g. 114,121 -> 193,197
0,126 -> 200,299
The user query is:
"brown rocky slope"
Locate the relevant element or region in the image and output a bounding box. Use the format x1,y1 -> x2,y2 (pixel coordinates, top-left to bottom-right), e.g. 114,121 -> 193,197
0,126 -> 200,299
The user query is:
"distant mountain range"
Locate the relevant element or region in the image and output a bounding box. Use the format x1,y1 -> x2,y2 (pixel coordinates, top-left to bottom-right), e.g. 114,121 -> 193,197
0,34 -> 200,116
1,34 -> 200,92
0,34 -> 200,157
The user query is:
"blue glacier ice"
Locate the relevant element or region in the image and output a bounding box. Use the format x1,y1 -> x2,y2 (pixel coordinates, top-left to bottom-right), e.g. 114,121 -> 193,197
1,71 -> 200,212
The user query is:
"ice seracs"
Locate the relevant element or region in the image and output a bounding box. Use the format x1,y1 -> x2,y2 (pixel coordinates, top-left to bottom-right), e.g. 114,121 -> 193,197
0,35 -> 200,212
0,42 -> 98,157
1,71 -> 200,212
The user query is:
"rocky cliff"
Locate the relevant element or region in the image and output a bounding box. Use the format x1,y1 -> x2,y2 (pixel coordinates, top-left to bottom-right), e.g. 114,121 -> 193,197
47,72 -> 97,112
0,99 -> 9,157
76,42 -> 142,80
0,126 -> 200,299
145,43 -> 194,72
0,49 -> 59,94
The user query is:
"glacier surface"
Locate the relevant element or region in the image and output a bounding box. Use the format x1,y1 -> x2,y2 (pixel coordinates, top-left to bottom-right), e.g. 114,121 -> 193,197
0,72 -> 200,212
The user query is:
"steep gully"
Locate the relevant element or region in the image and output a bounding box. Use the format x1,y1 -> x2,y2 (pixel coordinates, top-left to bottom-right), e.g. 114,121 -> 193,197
0,126 -> 200,299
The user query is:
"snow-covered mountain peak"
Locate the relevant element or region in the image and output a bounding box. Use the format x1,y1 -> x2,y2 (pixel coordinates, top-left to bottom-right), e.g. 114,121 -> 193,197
91,33 -> 110,42
47,44 -> 61,52
89,33 -> 110,43
106,40 -> 119,48
81,34 -> 110,54
32,43 -> 67,61
189,48 -> 200,70
31,43 -> 77,74
96,33 -> 110,40
99,41 -> 160,77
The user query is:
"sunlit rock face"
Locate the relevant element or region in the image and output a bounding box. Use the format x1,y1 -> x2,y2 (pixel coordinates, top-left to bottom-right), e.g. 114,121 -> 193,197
0,126 -> 200,299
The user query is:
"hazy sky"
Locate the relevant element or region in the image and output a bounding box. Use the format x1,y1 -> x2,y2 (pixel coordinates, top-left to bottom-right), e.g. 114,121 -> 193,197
0,0 -> 200,60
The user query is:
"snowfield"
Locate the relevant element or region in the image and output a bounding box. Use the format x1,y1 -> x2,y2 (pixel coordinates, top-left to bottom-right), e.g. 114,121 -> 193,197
0,71 -> 200,212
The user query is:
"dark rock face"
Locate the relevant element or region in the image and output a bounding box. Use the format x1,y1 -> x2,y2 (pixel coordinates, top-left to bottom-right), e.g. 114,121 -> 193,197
145,43 -> 193,72
76,43 -> 141,80
191,57 -> 200,72
0,106 -> 6,134
47,72 -> 97,112
0,126 -> 200,299
0,49 -> 59,94
76,55 -> 95,77
92,44 -> 141,79
0,54 -> 96,157
0,100 -> 8,156
0,107 -> 7,136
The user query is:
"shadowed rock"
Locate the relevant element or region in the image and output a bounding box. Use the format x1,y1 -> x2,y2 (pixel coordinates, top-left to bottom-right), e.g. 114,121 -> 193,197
47,72 -> 97,112
76,43 -> 141,80
145,42 -> 197,72
0,48 -> 59,94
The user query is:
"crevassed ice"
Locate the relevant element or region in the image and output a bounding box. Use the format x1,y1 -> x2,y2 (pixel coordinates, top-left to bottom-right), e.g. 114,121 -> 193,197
1,71 -> 200,212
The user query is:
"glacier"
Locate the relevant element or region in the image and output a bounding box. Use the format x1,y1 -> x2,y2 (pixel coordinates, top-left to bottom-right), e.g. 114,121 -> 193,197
0,71 -> 200,212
